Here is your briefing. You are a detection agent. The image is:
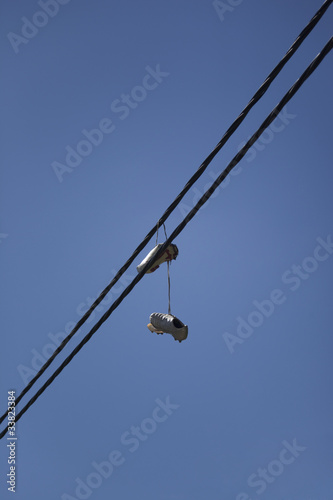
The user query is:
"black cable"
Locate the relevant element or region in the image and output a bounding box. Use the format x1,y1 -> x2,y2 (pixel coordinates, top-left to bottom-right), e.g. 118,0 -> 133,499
1,37 -> 331,440
0,0 -> 330,427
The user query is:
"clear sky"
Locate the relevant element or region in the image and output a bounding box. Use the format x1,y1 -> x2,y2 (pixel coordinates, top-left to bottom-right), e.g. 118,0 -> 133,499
1,1 -> 332,499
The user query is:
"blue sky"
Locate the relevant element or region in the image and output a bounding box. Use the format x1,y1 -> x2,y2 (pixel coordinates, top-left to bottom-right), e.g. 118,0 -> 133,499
1,1 -> 333,499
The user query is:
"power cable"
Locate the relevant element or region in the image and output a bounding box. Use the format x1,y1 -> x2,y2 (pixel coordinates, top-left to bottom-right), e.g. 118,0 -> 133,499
1,36 -> 331,439
0,0 -> 330,427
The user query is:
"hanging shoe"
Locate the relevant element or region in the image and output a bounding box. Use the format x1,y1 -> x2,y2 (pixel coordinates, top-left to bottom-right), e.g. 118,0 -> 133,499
147,312 -> 188,342
137,243 -> 178,274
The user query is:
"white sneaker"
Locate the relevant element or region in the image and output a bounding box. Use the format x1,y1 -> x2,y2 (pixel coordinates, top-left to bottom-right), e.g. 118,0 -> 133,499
147,312 -> 188,342
137,243 -> 178,274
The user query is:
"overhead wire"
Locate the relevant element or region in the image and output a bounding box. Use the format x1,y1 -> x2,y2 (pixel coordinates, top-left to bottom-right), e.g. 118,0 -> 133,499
1,36 -> 331,439
0,0 -> 331,428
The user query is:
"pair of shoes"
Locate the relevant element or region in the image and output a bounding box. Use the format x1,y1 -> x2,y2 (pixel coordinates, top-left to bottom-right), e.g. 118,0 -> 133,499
137,243 -> 178,274
138,243 -> 188,343
147,312 -> 188,343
